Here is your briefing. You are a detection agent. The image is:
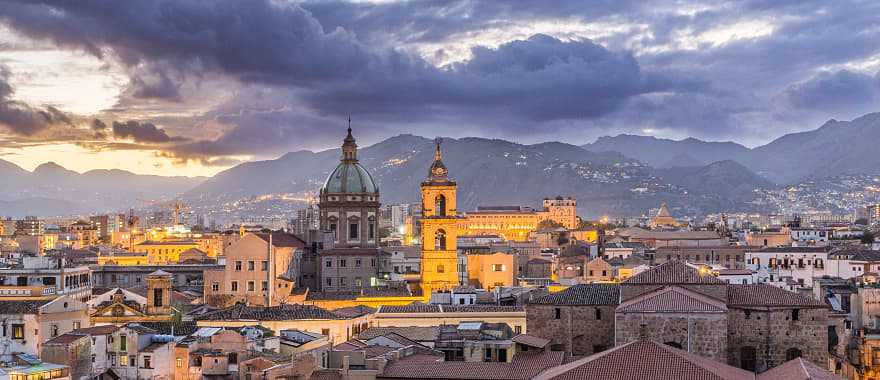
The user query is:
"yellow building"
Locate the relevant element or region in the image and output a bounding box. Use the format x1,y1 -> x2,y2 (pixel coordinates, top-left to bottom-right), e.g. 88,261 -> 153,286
466,252 -> 515,291
420,140 -> 461,295
96,252 -> 150,266
133,240 -> 199,264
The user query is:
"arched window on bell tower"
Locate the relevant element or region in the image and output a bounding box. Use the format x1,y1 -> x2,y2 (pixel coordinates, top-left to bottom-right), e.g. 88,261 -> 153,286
435,194 -> 447,217
435,229 -> 447,250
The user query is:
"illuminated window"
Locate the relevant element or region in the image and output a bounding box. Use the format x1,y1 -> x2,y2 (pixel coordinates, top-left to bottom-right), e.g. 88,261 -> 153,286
11,324 -> 24,339
119,355 -> 129,366
176,358 -> 183,368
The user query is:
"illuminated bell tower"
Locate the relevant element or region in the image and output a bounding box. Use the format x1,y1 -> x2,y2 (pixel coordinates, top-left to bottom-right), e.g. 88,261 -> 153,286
420,138 -> 460,295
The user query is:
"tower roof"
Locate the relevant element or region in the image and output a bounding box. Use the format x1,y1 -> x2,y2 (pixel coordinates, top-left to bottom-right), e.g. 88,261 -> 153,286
425,137 -> 453,185
656,202 -> 672,218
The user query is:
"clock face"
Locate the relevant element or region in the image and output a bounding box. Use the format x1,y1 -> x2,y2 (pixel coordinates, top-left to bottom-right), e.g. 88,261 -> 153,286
432,166 -> 447,177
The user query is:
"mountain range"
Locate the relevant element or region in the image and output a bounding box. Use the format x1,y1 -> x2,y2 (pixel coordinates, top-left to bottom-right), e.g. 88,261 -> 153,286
584,112 -> 880,183
4,112 -> 880,218
0,160 -> 204,217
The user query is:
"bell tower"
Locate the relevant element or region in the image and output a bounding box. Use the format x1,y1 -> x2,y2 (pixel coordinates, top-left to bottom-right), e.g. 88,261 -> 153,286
420,138 -> 460,295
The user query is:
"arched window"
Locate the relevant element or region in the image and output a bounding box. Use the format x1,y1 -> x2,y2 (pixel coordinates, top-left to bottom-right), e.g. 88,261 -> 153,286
786,348 -> 802,361
437,264 -> 445,273
435,229 -> 447,250
741,346 -> 757,371
435,194 -> 447,217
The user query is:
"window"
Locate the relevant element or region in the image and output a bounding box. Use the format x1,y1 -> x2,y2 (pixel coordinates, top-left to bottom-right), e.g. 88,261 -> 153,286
435,229 -> 447,250
248,261 -> 255,271
176,358 -> 183,368
321,328 -> 330,336
119,355 -> 129,366
154,287 -> 163,307
340,277 -> 348,287
355,259 -> 362,267
326,278 -> 333,286
435,194 -> 447,216
437,264 -> 445,273
212,281 -> 220,292
554,308 -> 561,319
73,321 -> 81,330
786,348 -> 802,361
247,281 -> 255,292
231,281 -> 239,292
261,261 -> 268,271
235,261 -> 242,271
515,325 -> 522,334
595,308 -> 602,320
12,324 -> 24,339
601,270 -> 607,276
120,335 -> 127,350
484,348 -> 493,361
143,355 -> 152,369
492,264 -> 505,272
326,260 -> 332,268
130,355 -> 136,367
371,258 -> 376,267
51,324 -> 59,337
228,352 -> 238,364
792,309 -> 800,321
369,223 -> 375,239
355,277 -> 362,287
339,259 -> 347,268
744,310 -> 751,319
349,223 -> 359,239
261,281 -> 268,291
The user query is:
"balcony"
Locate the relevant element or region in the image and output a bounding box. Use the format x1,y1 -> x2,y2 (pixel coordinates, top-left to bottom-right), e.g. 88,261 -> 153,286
0,285 -> 57,297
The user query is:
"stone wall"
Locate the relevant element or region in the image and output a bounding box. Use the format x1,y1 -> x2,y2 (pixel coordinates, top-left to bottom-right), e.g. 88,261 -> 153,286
726,307 -> 829,372
526,304 -> 615,356
614,311 -> 728,362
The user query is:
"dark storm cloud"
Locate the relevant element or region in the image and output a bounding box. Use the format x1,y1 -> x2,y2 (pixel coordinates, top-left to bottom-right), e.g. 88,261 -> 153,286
781,70 -> 880,113
1,0 -> 880,158
112,120 -> 181,143
0,64 -> 74,136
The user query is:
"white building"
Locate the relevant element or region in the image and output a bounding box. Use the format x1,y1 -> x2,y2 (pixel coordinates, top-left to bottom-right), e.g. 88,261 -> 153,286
0,296 -> 90,359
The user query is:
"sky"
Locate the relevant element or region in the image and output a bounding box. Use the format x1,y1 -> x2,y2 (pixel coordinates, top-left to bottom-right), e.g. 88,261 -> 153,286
0,0 -> 879,177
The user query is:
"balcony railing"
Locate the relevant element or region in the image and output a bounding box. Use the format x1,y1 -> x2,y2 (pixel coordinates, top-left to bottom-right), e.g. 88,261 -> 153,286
0,285 -> 57,297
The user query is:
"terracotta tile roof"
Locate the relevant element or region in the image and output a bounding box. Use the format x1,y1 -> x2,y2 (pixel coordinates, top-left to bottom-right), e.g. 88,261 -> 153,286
395,353 -> 444,364
624,261 -> 725,285
628,230 -> 721,240
44,333 -> 89,345
358,327 -> 440,342
378,304 -> 441,313
256,232 -> 306,248
617,286 -> 727,313
0,300 -> 51,314
310,370 -> 344,380
533,340 -> 755,380
757,357 -> 844,380
334,339 -> 368,351
332,305 -> 376,318
72,325 -> 119,336
442,305 -> 524,313
379,351 -> 564,380
727,284 -> 828,308
529,284 -> 620,306
138,321 -> 199,336
512,334 -> 551,348
195,303 -> 346,321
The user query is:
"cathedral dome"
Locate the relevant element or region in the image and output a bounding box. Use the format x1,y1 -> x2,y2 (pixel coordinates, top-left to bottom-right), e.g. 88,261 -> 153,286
322,161 -> 378,194
320,125 -> 379,194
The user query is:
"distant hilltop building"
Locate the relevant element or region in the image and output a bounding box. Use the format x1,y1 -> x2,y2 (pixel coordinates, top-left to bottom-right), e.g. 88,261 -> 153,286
649,202 -> 680,228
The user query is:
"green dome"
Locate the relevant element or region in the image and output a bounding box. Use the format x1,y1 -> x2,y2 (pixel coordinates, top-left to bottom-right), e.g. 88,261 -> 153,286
322,161 -> 378,194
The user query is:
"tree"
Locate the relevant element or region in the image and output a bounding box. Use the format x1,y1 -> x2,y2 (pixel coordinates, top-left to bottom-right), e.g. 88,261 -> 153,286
862,230 -> 876,245
537,220 -> 564,230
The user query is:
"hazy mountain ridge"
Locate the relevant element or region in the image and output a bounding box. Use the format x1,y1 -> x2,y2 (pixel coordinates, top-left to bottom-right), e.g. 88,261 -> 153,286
0,161 -> 206,216
183,134 -> 772,218
584,112 -> 880,183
